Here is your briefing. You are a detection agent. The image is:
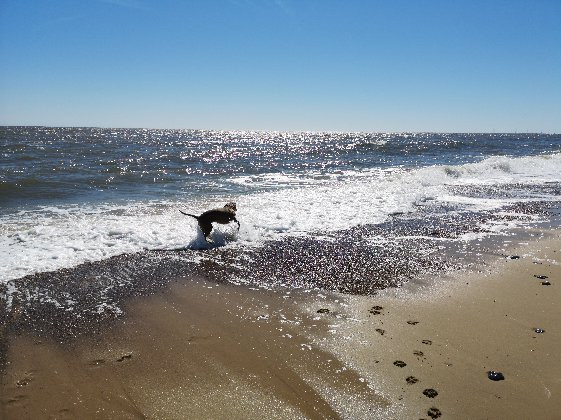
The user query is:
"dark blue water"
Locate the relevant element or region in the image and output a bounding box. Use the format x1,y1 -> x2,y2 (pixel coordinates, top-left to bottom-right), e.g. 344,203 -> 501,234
2,127 -> 560,209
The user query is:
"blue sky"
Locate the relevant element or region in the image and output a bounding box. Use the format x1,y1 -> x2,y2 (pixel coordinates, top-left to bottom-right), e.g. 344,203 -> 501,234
1,0 -> 560,132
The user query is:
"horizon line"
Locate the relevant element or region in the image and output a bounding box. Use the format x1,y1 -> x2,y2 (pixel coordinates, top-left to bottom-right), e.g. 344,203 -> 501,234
1,124 -> 559,136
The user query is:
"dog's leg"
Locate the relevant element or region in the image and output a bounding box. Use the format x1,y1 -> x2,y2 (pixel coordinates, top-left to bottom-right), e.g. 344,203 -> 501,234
199,221 -> 213,242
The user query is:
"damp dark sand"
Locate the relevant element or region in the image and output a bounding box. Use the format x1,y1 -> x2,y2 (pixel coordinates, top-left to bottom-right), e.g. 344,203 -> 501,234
2,228 -> 561,418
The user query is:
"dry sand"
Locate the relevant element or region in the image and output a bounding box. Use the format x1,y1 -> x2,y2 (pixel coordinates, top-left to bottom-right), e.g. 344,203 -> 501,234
2,230 -> 560,419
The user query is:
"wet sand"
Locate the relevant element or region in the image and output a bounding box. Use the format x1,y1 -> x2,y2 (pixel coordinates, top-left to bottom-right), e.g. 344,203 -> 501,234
2,229 -> 561,419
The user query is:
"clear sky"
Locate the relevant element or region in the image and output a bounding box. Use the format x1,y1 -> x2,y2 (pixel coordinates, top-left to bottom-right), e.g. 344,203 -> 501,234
1,0 -> 560,132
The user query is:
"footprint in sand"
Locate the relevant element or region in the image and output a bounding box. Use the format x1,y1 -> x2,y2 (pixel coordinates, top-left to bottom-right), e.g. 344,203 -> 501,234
375,328 -> 385,335
422,339 -> 432,345
7,394 -> 28,406
16,370 -> 36,387
414,350 -> 426,361
427,407 -> 442,418
16,378 -> 32,387
369,306 -> 383,315
406,376 -> 419,385
423,388 -> 438,398
116,353 -> 133,362
407,320 -> 419,325
88,359 -> 106,367
55,408 -> 74,419
393,360 -> 407,368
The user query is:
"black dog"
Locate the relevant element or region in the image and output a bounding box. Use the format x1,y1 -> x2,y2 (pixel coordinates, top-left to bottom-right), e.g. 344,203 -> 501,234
180,202 -> 240,242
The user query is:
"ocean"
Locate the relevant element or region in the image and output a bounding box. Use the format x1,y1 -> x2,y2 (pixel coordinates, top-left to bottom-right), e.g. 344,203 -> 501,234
1,127 -> 561,335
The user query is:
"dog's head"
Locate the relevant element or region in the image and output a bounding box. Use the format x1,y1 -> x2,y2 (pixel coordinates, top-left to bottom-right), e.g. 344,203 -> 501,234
224,202 -> 237,212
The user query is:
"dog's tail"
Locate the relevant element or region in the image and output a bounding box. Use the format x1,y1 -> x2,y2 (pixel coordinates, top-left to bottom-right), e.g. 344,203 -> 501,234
179,210 -> 199,219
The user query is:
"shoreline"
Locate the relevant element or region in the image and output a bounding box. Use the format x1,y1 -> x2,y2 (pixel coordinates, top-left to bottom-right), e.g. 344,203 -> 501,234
2,228 -> 561,418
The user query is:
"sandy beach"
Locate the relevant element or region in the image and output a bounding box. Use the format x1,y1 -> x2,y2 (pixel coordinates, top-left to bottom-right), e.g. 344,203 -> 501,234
2,228 -> 561,419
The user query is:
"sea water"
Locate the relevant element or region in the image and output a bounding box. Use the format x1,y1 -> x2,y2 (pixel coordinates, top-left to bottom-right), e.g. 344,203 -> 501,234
1,127 -> 560,284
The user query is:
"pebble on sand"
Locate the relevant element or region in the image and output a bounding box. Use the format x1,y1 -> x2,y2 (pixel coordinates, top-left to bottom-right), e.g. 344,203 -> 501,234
487,371 -> 505,381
